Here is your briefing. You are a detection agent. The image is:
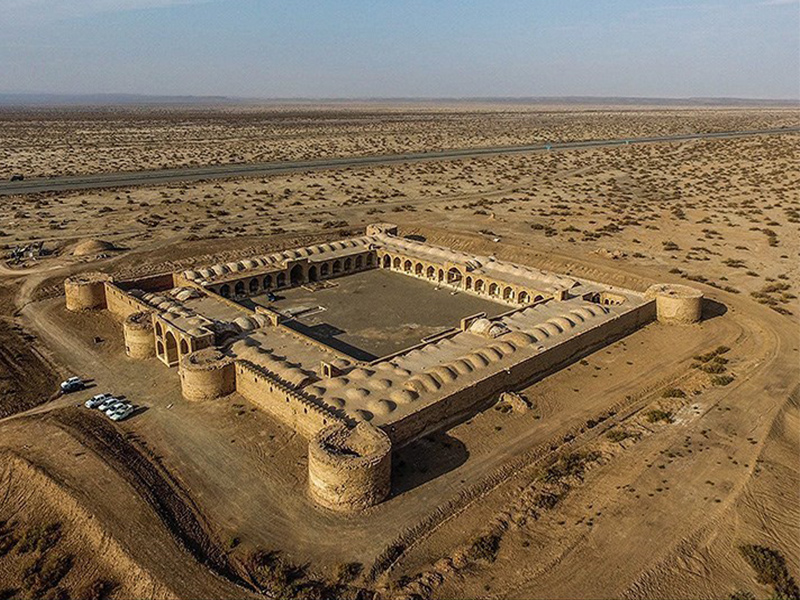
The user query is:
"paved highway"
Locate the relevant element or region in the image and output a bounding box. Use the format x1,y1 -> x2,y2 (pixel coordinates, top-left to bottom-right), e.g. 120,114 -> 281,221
2,126 -> 797,196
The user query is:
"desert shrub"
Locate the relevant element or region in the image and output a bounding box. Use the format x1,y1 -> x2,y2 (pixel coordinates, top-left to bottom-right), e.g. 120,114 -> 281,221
699,362 -> 727,374
728,591 -> 755,600
533,492 -> 561,510
711,375 -> 735,386
646,409 -> 674,424
662,388 -> 686,398
606,429 -> 632,443
335,562 -> 363,584
23,554 -> 73,595
468,530 -> 502,563
41,587 -> 69,600
0,589 -> 18,600
17,522 -> 61,554
81,579 -> 118,600
739,545 -> 799,600
544,451 -> 601,483
0,521 -> 17,557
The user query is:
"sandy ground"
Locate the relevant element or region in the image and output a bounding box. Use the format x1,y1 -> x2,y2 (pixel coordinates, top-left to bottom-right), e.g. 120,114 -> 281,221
0,107 -> 797,599
0,104 -> 796,179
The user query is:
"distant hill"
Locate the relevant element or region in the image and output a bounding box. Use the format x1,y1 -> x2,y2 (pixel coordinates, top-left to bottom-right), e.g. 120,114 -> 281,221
0,93 -> 796,107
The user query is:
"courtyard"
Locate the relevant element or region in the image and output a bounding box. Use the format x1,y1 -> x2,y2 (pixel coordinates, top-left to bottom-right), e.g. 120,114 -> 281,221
241,268 -> 508,360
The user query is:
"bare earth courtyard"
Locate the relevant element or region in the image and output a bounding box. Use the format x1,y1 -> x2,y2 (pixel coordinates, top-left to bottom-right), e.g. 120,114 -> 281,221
247,268 -> 509,360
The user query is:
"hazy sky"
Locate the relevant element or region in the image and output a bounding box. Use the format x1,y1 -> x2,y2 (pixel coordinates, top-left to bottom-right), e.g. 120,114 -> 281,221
1,0 -> 798,98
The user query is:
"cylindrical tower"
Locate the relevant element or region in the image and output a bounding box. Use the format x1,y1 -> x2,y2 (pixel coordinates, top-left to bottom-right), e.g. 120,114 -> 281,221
179,348 -> 235,401
308,422 -> 392,512
123,311 -> 155,359
64,272 -> 110,311
646,283 -> 703,324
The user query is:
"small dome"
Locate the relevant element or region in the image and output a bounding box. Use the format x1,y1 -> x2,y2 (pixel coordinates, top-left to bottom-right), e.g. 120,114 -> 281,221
390,389 -> 418,404
369,378 -> 393,391
352,409 -> 374,422
369,399 -> 396,415
478,347 -> 504,363
465,352 -> 490,369
327,397 -> 346,408
452,359 -> 474,374
346,387 -> 371,401
326,377 -> 350,389
349,368 -> 375,380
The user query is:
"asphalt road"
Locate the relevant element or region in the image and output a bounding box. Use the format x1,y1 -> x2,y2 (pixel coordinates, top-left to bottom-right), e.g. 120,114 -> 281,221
2,126 -> 797,196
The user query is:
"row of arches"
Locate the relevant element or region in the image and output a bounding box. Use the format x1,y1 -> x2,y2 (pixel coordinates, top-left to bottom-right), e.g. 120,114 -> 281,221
213,252 -> 375,299
154,320 -> 192,367
378,252 -> 547,306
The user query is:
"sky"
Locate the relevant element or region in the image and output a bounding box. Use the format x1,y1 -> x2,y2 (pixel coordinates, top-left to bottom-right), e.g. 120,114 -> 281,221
1,0 -> 798,99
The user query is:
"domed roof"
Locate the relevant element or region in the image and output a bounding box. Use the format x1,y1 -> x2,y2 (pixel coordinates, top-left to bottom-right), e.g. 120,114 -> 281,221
539,322 -> 561,336
452,359 -> 474,374
503,331 -> 535,347
369,378 -> 393,391
478,347 -> 503,363
352,409 -> 373,422
429,366 -> 457,383
469,318 -> 493,335
326,377 -> 349,389
349,368 -> 375,380
368,399 -> 396,415
327,397 -> 346,408
390,389 -> 418,404
465,352 -> 490,369
346,387 -> 371,401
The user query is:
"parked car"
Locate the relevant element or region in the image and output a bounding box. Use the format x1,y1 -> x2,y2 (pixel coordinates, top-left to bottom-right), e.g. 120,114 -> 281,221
102,400 -> 128,414
97,398 -> 123,412
60,377 -> 84,393
10,174 -> 24,182
108,404 -> 135,422
85,392 -> 114,409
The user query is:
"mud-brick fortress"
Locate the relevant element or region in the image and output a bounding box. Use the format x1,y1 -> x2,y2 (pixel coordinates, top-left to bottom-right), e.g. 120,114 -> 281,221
64,224 -> 703,512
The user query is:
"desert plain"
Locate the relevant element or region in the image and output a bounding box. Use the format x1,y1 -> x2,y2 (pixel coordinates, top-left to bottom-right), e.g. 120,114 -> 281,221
0,103 -> 798,600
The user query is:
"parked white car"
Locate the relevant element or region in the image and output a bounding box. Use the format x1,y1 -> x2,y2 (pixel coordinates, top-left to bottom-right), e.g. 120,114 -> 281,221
97,398 -> 123,412
60,376 -> 84,393
85,393 -> 114,409
108,404 -> 135,422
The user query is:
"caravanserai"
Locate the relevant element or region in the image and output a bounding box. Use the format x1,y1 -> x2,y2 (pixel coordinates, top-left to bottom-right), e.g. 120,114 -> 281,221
64,223 -> 702,511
